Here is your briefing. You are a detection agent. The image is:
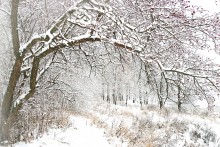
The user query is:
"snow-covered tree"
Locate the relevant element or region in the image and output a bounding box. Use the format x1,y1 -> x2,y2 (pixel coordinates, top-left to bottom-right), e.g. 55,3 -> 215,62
1,0 -> 220,142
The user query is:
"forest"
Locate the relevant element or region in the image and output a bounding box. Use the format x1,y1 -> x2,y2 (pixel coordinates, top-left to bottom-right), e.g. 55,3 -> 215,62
0,0 -> 220,146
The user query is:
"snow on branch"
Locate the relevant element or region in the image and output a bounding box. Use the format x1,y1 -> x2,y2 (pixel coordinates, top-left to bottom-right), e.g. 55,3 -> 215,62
13,90 -> 29,107
154,59 -> 211,79
19,2 -> 113,56
19,5 -> 81,55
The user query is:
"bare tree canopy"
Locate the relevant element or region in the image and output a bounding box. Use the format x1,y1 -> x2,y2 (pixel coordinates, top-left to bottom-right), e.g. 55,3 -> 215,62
0,0 -> 220,142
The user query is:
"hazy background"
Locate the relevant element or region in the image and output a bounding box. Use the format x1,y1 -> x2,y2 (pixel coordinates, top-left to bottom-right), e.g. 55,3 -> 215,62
0,0 -> 11,104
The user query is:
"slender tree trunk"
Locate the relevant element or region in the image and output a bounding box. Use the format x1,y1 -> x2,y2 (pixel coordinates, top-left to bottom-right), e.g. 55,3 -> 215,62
102,82 -> 105,101
177,73 -> 182,112
112,82 -> 117,105
177,84 -> 182,112
125,83 -> 129,106
107,83 -> 110,103
139,87 -> 142,106
144,91 -> 148,105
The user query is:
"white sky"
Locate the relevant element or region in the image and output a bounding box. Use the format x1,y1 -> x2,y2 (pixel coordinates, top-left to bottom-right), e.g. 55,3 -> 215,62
190,0 -> 220,13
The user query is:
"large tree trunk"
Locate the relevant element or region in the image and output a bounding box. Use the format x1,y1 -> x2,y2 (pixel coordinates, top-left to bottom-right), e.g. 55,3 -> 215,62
1,58 -> 22,141
0,0 -> 21,141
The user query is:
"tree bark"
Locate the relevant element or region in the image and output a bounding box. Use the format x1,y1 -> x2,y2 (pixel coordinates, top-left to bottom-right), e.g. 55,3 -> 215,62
1,0 -> 21,142
0,58 -> 23,141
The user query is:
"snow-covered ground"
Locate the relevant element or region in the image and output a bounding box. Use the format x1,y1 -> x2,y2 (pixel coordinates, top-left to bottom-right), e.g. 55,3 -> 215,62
89,103 -> 220,147
12,116 -> 113,147
6,100 -> 220,147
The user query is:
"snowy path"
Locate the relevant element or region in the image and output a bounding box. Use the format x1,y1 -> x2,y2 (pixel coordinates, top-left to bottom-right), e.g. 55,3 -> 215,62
14,116 -> 112,147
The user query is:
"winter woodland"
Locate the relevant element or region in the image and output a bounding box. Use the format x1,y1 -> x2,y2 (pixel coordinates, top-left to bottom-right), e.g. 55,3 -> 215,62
0,0 -> 220,146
